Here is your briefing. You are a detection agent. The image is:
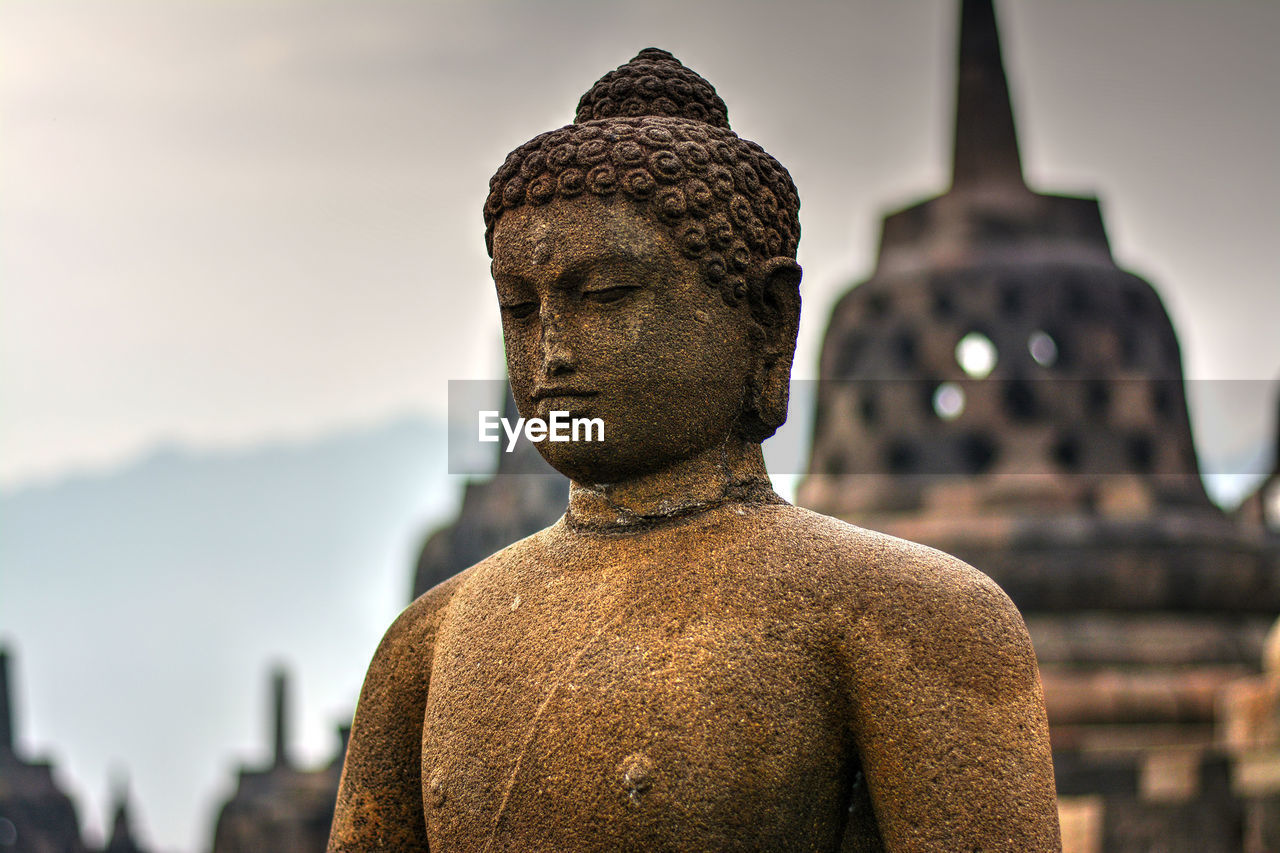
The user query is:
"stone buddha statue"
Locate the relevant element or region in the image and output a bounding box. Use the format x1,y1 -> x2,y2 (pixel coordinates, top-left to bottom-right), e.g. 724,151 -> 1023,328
329,49 -> 1060,852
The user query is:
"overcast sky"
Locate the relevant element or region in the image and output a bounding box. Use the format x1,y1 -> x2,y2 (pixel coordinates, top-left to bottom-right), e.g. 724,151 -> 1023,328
2,1 -> 1279,849
4,0 -> 1278,495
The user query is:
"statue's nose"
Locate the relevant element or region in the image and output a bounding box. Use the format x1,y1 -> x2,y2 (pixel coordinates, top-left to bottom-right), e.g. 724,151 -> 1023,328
539,308 -> 576,377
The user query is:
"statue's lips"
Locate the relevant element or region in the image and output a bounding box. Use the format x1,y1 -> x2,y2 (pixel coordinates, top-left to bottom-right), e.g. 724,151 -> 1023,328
530,387 -> 599,402
530,389 -> 600,419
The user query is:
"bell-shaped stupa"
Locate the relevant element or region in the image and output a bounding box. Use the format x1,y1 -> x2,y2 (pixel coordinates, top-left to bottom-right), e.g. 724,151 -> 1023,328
800,1 -> 1280,849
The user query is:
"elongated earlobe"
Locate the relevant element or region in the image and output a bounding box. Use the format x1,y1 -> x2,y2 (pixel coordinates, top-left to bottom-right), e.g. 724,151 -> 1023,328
740,258 -> 802,442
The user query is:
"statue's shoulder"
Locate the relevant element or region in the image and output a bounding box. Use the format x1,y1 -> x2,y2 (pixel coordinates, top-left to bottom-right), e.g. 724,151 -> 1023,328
379,566 -> 475,659
760,504 -> 1025,632
421,516 -> 567,604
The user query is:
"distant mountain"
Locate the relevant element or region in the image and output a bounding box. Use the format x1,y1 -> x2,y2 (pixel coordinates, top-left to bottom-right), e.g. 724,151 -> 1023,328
0,415 -> 459,853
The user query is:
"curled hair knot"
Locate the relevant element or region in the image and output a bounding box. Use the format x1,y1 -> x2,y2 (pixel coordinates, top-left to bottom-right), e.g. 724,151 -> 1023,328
485,48 -> 800,312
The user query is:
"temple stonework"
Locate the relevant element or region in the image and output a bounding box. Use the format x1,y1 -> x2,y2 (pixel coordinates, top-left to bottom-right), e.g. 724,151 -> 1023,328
100,782 -> 148,853
209,668 -> 346,853
0,647 -> 89,853
798,1 -> 1280,850
1237,394 -> 1280,535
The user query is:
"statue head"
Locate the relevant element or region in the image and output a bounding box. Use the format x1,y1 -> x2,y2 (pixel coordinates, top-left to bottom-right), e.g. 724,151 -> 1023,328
486,49 -> 802,483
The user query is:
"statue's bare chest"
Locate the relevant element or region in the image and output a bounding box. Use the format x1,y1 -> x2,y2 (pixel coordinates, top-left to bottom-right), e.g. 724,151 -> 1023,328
419,552 -> 859,851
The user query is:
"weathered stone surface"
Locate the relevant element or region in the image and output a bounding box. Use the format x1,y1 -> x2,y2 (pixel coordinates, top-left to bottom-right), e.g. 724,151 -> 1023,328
330,45 -> 1059,852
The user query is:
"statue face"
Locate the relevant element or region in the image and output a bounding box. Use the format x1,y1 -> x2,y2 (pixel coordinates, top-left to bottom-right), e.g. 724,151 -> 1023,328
490,195 -> 755,484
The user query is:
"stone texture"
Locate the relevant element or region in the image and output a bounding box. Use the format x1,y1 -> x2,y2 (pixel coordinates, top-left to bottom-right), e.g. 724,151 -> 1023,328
331,44 -> 1059,852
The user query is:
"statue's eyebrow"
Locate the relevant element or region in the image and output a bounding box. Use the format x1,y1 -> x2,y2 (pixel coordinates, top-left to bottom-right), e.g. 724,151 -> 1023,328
492,246 -> 654,291
551,250 -> 651,290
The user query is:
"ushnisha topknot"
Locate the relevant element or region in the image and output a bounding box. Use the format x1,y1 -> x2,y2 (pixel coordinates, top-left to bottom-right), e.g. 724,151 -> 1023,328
484,48 -> 800,310
574,47 -> 730,127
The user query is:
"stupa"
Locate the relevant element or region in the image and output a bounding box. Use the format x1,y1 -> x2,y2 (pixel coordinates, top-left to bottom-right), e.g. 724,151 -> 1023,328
210,668 -> 346,853
798,1 -> 1280,849
0,647 -> 89,853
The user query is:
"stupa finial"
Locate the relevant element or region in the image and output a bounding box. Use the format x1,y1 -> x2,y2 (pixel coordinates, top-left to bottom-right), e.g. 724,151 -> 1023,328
952,0 -> 1026,190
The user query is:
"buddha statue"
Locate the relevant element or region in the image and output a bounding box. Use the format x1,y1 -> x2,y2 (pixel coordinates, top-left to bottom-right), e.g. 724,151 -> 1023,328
329,49 -> 1060,852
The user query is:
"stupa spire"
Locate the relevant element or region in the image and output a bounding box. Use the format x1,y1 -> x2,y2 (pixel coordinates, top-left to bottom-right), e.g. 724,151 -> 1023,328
104,776 -> 138,851
271,666 -> 291,769
951,0 -> 1026,190
108,795 -> 131,841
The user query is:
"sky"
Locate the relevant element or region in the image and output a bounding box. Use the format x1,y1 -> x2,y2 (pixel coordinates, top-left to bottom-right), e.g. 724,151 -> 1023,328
3,0 -> 1278,495
2,0 -> 1279,849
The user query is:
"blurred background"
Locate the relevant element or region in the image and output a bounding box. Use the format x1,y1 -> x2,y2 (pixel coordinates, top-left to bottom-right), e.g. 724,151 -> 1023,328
2,1 -> 1278,850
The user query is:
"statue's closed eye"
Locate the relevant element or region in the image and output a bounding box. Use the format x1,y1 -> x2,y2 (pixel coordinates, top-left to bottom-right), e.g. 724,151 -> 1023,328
501,301 -> 539,320
583,285 -> 639,305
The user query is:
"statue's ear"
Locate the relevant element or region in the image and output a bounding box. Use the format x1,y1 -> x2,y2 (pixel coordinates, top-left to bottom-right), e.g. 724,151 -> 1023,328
756,257 -> 801,349
741,257 -> 802,442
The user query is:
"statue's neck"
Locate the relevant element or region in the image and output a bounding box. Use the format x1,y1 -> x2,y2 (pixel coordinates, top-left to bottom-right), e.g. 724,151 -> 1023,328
565,438 -> 782,534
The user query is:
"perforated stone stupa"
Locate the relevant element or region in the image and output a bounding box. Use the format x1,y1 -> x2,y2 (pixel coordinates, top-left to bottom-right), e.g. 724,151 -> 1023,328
802,0 -> 1207,522
799,1 -> 1280,850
